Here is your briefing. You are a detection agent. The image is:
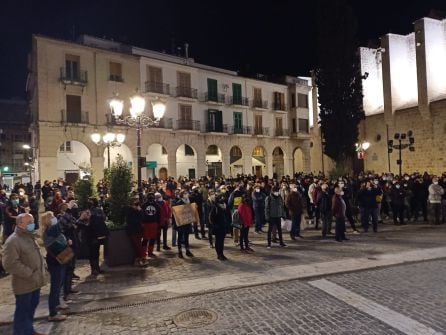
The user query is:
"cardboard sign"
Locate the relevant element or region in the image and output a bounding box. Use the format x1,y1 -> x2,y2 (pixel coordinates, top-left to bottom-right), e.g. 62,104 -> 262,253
172,203 -> 200,227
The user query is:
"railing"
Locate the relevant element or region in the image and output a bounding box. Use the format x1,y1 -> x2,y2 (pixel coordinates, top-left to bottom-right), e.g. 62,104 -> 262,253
254,127 -> 269,136
109,74 -> 123,82
272,102 -> 287,111
61,110 -> 89,124
275,128 -> 290,137
157,117 -> 173,129
59,67 -> 88,85
201,92 -> 226,103
229,126 -> 252,135
174,86 -> 198,99
229,96 -> 249,106
145,81 -> 170,95
176,119 -> 200,131
205,124 -> 228,133
252,99 -> 269,109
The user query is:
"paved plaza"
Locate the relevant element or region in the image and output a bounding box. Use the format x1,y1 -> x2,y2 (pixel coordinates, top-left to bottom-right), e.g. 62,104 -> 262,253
0,223 -> 445,334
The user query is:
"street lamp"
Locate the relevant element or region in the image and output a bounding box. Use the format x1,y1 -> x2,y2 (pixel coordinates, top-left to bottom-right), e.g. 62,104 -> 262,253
109,94 -> 166,200
388,131 -> 415,176
23,144 -> 36,184
90,131 -> 126,169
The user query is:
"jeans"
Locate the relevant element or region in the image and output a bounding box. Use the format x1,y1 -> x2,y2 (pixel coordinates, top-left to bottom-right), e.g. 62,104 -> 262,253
254,207 -> 265,231
267,217 -> 284,246
430,203 -> 442,224
215,231 -> 225,256
335,217 -> 346,241
48,261 -> 65,316
240,226 -> 249,249
177,225 -> 190,252
14,289 -> 40,335
361,207 -> 378,232
172,227 -> 177,246
290,212 -> 302,237
321,211 -> 332,236
157,225 -> 169,249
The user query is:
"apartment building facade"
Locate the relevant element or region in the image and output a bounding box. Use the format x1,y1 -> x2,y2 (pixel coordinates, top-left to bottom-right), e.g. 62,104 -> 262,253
28,35 -> 312,183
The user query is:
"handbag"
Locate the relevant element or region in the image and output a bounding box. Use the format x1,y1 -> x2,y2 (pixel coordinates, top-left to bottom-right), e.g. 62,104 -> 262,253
48,246 -> 74,265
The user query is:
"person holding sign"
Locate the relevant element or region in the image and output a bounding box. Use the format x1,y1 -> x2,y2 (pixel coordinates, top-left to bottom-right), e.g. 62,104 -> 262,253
171,191 -> 198,259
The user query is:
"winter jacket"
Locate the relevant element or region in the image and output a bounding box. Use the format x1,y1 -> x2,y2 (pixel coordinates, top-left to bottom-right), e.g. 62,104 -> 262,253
2,227 -> 47,295
357,188 -> 379,209
125,206 -> 142,235
252,191 -> 266,209
141,200 -> 161,223
390,188 -> 406,207
286,191 -> 303,215
85,207 -> 110,242
331,194 -> 346,219
158,200 -> 172,226
209,205 -> 230,233
265,195 -> 285,221
428,184 -> 445,204
238,202 -> 254,228
316,191 -> 331,214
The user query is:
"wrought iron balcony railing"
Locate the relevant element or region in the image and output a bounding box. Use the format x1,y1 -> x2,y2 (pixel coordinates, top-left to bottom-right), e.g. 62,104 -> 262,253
59,67 -> 88,85
176,119 -> 200,131
174,86 -> 198,99
145,81 -> 170,95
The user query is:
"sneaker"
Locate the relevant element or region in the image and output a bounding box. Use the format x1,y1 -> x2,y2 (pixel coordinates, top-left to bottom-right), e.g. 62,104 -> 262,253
163,245 -> 171,250
185,250 -> 194,257
267,245 -> 271,249
352,230 -> 360,234
56,302 -> 69,310
178,252 -> 184,259
48,313 -> 67,322
255,231 -> 261,235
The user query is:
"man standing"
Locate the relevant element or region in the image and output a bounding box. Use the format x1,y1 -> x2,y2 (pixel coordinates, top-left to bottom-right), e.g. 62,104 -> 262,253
2,213 -> 47,335
265,186 -> 286,248
428,176 -> 444,225
331,186 -> 349,242
286,186 -> 303,240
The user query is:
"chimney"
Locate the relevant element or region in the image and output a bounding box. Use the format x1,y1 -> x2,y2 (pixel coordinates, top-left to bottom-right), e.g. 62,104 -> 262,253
184,43 -> 189,62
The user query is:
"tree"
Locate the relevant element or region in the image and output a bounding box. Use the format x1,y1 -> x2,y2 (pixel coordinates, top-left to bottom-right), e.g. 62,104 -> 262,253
74,176 -> 96,210
315,0 -> 364,169
106,154 -> 133,227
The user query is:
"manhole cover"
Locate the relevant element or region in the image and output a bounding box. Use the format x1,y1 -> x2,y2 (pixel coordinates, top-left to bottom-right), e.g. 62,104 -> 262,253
173,309 -> 218,328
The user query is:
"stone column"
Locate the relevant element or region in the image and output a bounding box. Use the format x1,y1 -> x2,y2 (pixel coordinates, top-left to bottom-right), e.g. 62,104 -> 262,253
91,156 -> 104,180
167,152 -> 177,180
196,149 -> 206,178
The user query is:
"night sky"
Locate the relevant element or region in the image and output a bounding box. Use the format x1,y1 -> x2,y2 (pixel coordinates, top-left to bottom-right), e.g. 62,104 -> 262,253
1,0 -> 446,100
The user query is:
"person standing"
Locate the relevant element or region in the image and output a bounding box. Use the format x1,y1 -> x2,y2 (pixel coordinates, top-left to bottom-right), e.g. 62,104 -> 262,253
140,193 -> 161,259
238,195 -> 254,252
331,187 -> 349,242
317,183 -> 332,238
265,186 -> 286,248
155,192 -> 172,252
252,184 -> 266,233
3,193 -> 23,243
209,195 -> 230,260
286,186 -> 303,240
428,176 -> 444,225
228,183 -> 245,246
41,211 -> 70,322
390,183 -> 406,225
172,191 -> 195,259
2,213 -> 47,334
357,181 -> 380,233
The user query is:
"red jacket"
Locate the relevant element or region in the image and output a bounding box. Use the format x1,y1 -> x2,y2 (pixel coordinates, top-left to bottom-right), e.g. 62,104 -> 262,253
238,202 -> 253,228
158,200 -> 172,226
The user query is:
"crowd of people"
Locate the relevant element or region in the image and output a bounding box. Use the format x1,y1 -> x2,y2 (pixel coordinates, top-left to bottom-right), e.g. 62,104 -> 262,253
0,171 -> 445,333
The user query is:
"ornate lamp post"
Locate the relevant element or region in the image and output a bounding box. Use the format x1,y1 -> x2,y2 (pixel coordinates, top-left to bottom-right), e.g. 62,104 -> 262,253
388,131 -> 415,176
90,131 -> 126,169
109,94 -> 166,199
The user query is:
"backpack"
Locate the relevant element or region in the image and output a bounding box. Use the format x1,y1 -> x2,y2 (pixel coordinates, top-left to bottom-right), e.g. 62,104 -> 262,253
231,210 -> 242,229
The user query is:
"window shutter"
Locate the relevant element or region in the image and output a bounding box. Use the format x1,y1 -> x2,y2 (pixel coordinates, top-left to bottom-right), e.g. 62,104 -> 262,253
66,95 -> 81,123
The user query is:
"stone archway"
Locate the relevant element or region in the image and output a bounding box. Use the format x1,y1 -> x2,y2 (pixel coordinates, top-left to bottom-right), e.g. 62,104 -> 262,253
293,147 -> 304,174
252,146 -> 267,178
147,143 -> 168,179
56,140 -> 91,184
176,144 -> 198,179
229,146 -> 243,176
103,143 -> 133,169
206,145 -> 222,177
272,147 -> 285,179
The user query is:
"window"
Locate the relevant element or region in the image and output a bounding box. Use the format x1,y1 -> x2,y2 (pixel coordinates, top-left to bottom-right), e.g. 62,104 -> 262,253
232,83 -> 242,104
66,95 -> 82,123
253,87 -> 262,105
230,146 -> 242,158
233,112 -> 243,131
298,93 -> 308,108
291,93 -> 296,108
273,92 -> 285,110
292,118 -> 297,133
207,78 -> 218,101
162,146 -> 167,155
179,104 -> 192,120
147,66 -> 163,93
185,144 -> 194,156
254,114 -> 263,134
206,145 -> 219,155
59,141 -> 72,152
275,117 -> 283,130
298,118 -> 309,133
109,62 -> 123,82
252,146 -> 265,157
207,109 -> 222,132
177,71 -> 191,88
65,54 -> 80,80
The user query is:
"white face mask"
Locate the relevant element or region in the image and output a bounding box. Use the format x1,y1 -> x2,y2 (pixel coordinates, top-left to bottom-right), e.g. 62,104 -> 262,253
396,185 -> 401,189
50,217 -> 58,225
374,180 -> 379,185
433,181 -> 439,185
273,192 -> 280,196
340,191 -> 344,196
292,188 -> 298,192
405,177 -> 409,180
339,183 -> 344,188
255,188 -> 260,193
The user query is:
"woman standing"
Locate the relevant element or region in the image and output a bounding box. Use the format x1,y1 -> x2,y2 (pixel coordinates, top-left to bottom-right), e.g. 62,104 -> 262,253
209,195 -> 230,260
238,195 -> 254,252
41,211 -> 69,322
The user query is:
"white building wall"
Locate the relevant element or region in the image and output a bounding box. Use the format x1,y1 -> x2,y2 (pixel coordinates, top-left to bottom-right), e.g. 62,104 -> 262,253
57,141 -> 91,177
360,47 -> 384,116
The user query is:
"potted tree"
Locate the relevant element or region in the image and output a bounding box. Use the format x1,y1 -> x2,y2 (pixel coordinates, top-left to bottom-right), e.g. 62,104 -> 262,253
104,154 -> 135,266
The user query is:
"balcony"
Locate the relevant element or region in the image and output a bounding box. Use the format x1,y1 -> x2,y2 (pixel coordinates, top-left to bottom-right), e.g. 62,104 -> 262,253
253,127 -> 269,136
176,119 -> 200,131
61,110 -> 89,124
145,81 -> 170,95
252,99 -> 269,109
157,117 -> 173,129
174,86 -> 198,99
272,102 -> 287,111
229,126 -> 252,135
205,124 -> 228,133
59,67 -> 88,86
229,96 -> 249,106
201,92 -> 226,104
274,128 -> 290,137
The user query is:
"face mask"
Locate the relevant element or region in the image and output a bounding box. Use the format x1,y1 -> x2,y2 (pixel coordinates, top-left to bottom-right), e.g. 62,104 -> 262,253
273,192 -> 280,196
396,185 -> 401,189
339,183 -> 344,188
11,199 -> 19,207
26,222 -> 35,232
19,191 -> 24,196
292,188 -> 298,192
404,177 -> 409,180
51,217 -> 58,225
255,188 -> 260,193
156,198 -> 163,203
218,203 -> 226,209
340,191 -> 344,196
215,183 -> 219,188
183,194 -> 189,200
433,181 -> 439,185
374,180 -> 379,185
404,184 -> 408,187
